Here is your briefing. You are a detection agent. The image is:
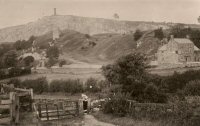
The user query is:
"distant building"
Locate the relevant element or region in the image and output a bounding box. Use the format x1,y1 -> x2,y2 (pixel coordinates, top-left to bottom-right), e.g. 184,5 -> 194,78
157,35 -> 200,64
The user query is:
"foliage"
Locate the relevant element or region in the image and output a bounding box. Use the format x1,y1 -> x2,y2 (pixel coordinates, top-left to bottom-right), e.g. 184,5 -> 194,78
170,26 -> 200,48
46,46 -> 59,59
58,59 -> 66,67
134,29 -> 143,41
49,79 -> 84,94
85,78 -> 101,92
113,13 -> 119,19
0,43 -> 14,57
144,83 -> 167,103
20,77 -> 48,94
102,52 -> 147,86
103,92 -> 130,116
46,57 -> 58,67
3,50 -> 18,68
184,80 -> 200,96
102,53 -> 163,102
13,36 -> 35,50
85,34 -> 91,39
8,78 -> 21,88
154,27 -> 164,40
162,70 -> 200,93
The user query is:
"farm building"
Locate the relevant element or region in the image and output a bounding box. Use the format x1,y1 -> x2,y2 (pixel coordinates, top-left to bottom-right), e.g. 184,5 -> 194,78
157,35 -> 200,64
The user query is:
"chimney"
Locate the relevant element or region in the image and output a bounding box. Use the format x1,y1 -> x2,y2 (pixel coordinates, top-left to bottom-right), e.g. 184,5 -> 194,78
170,35 -> 174,40
54,8 -> 57,16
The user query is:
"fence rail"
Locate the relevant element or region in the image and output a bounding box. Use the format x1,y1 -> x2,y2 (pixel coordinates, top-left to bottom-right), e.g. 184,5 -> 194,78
35,99 -> 79,121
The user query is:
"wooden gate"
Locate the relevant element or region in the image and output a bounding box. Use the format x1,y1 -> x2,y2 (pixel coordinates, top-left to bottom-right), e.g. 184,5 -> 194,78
34,99 -> 79,121
0,83 -> 33,125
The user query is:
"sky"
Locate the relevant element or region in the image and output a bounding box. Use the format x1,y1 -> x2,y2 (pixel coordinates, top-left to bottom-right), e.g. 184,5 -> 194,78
0,0 -> 200,29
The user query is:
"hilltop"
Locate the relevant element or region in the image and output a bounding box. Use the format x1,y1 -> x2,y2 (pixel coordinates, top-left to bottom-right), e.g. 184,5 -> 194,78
0,15 -> 174,43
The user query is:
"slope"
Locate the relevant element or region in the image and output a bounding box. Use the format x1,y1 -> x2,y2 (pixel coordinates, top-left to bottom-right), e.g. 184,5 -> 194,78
34,29 -> 161,64
0,15 -> 173,43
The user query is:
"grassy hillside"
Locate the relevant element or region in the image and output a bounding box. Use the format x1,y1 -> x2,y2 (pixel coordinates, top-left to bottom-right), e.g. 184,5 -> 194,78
34,29 -> 161,64
0,15 -> 175,43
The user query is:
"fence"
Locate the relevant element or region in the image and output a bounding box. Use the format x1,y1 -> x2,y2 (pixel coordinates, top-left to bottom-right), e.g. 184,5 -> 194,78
0,83 -> 33,124
34,99 -> 79,121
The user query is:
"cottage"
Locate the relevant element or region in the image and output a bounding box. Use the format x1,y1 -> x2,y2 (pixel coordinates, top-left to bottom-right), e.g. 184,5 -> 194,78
157,35 -> 200,64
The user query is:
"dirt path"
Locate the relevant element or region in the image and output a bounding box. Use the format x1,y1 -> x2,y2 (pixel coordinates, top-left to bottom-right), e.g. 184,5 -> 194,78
83,114 -> 115,126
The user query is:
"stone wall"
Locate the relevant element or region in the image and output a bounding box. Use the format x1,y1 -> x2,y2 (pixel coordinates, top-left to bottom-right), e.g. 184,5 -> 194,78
127,102 -> 174,120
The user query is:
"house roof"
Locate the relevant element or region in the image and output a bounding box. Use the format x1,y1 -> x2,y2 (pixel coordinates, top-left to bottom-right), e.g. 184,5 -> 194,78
174,38 -> 193,44
158,44 -> 167,51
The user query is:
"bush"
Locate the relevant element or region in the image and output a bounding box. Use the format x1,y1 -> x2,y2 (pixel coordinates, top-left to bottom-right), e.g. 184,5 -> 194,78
0,70 -> 6,79
49,80 -> 64,92
59,59 -> 66,67
184,80 -> 200,96
8,78 -> 21,88
134,29 -> 143,41
20,77 -> 48,94
103,92 -> 130,117
154,27 -> 164,40
85,78 -> 100,92
49,79 -> 84,94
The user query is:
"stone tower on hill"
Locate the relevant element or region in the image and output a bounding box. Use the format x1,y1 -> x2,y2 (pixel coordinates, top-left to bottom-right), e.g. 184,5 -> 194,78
52,8 -> 60,40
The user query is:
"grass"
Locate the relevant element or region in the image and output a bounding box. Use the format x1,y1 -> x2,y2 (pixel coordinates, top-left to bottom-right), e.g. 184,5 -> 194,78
1,72 -> 103,83
92,111 -> 174,126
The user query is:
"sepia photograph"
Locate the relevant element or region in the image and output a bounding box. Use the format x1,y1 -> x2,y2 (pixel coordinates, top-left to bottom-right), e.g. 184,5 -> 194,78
0,0 -> 200,125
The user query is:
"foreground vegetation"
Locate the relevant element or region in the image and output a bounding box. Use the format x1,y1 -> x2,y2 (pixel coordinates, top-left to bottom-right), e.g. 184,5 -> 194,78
8,77 -> 107,94
101,52 -> 200,126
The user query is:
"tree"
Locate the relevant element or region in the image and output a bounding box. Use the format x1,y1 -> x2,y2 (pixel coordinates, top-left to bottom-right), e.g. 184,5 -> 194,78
23,56 -> 34,66
102,52 -> 168,103
0,44 -> 13,57
154,27 -> 164,40
184,80 -> 200,96
46,46 -> 59,59
102,52 -> 147,90
113,13 -> 119,20
46,57 -> 57,68
3,50 -> 18,68
134,29 -> 143,41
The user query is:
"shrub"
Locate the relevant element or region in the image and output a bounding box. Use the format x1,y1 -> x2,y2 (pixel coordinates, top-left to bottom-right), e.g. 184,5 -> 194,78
184,80 -> 200,96
8,78 -> 21,88
0,70 -> 6,79
65,79 -> 84,94
49,79 -> 84,94
49,80 -> 64,92
46,58 -> 58,68
20,77 -> 48,94
154,27 -> 164,40
85,78 -> 100,92
134,29 -> 143,41
103,92 -> 130,117
59,59 -> 66,67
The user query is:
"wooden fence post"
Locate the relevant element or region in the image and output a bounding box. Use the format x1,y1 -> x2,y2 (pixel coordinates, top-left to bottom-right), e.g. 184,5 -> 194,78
30,89 -> 33,111
45,104 -> 49,121
9,92 -> 14,124
56,104 -> 59,119
76,101 -> 79,116
15,95 -> 19,124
